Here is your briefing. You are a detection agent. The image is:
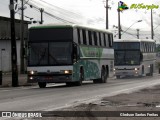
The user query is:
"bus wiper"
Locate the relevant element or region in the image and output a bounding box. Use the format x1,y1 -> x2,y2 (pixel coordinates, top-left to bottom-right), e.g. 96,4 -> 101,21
49,53 -> 59,64
37,48 -> 47,65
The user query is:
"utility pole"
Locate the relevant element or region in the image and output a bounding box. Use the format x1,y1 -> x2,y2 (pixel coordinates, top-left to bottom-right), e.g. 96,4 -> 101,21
40,8 -> 44,24
9,0 -> 19,87
151,9 -> 154,39
118,2 -> 121,39
106,0 -> 108,29
20,0 -> 25,74
137,29 -> 140,39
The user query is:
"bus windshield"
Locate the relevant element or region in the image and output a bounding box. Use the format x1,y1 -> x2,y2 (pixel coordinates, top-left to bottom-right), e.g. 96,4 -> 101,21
29,28 -> 73,41
28,42 -> 72,66
114,42 -> 140,50
114,51 -> 140,65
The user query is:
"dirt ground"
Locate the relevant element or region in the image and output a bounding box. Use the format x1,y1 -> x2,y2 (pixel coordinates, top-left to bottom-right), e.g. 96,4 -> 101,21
25,84 -> 160,120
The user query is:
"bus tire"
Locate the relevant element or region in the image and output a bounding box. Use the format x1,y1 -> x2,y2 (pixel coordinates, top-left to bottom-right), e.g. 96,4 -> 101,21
38,82 -> 46,88
105,67 -> 109,83
149,64 -> 153,76
100,67 -> 107,83
116,75 -> 120,79
93,79 -> 99,83
76,68 -> 84,86
141,65 -> 144,76
66,82 -> 74,86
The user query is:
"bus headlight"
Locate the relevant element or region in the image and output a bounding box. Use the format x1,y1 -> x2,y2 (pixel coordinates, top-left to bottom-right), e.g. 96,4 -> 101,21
114,68 -> 117,71
29,77 -> 33,80
61,70 -> 72,74
134,68 -> 139,71
30,71 -> 34,75
29,71 -> 37,75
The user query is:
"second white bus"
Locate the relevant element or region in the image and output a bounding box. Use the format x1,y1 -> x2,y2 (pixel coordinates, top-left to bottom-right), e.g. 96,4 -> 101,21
114,39 -> 156,78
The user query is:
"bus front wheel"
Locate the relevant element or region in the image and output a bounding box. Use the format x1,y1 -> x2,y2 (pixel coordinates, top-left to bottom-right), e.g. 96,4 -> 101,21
75,69 -> 84,86
38,82 -> 46,88
116,75 -> 120,79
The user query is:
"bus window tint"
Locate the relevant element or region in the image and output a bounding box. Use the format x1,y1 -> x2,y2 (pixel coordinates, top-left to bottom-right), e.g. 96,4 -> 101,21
115,51 -> 140,65
101,33 -> 104,46
114,42 -> 140,50
109,34 -> 113,47
82,29 -> 87,45
99,33 -> 101,46
77,29 -> 81,44
49,42 -> 72,65
88,31 -> 92,45
103,33 -> 106,47
94,32 -> 97,45
28,43 -> 48,65
105,34 -> 109,47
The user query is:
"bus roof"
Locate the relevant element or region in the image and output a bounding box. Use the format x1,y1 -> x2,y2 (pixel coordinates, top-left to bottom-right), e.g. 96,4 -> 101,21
29,23 -> 112,34
114,39 -> 155,43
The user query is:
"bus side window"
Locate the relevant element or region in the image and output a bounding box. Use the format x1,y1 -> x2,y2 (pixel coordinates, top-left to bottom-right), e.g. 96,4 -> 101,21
78,29 -> 83,44
101,33 -> 104,46
94,32 -> 97,46
91,31 -> 95,45
82,29 -> 87,45
151,43 -> 153,52
88,31 -> 92,45
144,43 -> 146,52
96,32 -> 100,46
85,30 -> 89,45
77,29 -> 81,44
141,42 -> 144,52
99,32 -> 101,46
103,33 -> 106,47
105,34 -> 109,47
109,34 -> 113,47
73,43 -> 80,63
140,52 -> 143,62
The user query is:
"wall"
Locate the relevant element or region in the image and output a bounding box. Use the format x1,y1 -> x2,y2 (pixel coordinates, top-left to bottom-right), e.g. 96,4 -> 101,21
0,16 -> 29,72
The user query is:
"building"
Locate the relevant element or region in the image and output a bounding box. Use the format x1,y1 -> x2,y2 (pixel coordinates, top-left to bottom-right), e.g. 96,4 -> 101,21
0,16 -> 30,72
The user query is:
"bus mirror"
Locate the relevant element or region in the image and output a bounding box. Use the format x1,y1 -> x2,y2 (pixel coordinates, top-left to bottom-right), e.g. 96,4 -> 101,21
73,59 -> 77,63
77,46 -> 80,60
140,53 -> 143,61
73,43 -> 78,63
73,43 -> 80,63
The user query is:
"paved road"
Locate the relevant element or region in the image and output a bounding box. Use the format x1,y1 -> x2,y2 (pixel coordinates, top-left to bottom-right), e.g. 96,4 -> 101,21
0,74 -> 160,111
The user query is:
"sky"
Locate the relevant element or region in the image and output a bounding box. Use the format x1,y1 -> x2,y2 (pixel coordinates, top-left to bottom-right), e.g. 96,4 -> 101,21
0,0 -> 160,42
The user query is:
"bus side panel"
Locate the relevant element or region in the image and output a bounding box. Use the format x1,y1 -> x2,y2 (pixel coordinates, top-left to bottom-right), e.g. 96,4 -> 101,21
72,45 -> 114,81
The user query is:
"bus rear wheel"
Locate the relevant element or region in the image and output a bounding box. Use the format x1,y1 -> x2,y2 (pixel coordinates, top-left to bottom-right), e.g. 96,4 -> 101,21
38,82 -> 46,88
149,64 -> 153,76
100,68 -> 107,83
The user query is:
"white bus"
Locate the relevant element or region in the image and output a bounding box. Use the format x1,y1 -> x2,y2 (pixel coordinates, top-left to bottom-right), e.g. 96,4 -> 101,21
114,39 -> 156,78
27,24 -> 114,88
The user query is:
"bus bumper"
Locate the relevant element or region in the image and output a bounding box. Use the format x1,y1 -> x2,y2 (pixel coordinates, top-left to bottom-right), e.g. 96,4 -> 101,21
27,75 -> 72,83
114,70 -> 140,76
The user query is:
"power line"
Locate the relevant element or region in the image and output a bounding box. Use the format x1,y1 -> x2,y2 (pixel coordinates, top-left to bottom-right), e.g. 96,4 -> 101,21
37,0 -> 82,17
29,0 -> 81,23
26,2 -> 74,23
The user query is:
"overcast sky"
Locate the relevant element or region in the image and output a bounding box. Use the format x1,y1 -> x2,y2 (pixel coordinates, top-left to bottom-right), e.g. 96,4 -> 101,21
0,0 -> 160,42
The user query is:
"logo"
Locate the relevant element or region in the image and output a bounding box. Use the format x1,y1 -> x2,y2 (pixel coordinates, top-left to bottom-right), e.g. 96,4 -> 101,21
2,112 -> 12,118
118,1 -> 159,11
118,1 -> 129,11
130,3 -> 159,10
